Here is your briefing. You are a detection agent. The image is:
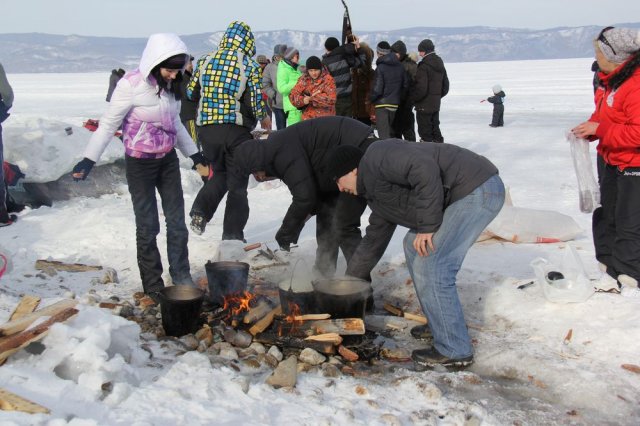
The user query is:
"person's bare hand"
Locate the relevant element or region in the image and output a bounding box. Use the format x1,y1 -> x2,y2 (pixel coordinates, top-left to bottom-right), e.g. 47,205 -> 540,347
571,121 -> 598,139
413,233 -> 435,257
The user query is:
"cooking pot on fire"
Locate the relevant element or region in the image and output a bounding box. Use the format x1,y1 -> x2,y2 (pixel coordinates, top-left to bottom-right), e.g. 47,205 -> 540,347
312,277 -> 372,319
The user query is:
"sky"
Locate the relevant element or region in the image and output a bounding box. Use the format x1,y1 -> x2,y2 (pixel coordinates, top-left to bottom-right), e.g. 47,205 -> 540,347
3,0 -> 640,38
1,59 -> 639,424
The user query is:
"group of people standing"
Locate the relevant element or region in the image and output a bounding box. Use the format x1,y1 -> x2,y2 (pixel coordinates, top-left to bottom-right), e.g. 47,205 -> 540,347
64,21 -> 640,370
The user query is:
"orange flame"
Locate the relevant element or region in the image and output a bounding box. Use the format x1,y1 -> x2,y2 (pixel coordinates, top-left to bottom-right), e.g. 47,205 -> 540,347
278,302 -> 303,336
221,291 -> 255,321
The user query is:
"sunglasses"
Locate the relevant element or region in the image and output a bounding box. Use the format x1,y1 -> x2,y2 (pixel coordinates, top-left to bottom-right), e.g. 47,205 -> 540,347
597,26 -> 616,56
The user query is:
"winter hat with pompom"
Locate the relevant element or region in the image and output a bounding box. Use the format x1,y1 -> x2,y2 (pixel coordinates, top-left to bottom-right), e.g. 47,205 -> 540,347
596,27 -> 640,63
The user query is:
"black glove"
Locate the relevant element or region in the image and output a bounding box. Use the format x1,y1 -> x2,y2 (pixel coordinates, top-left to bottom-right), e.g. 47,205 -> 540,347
72,158 -> 96,181
190,152 -> 207,169
275,229 -> 292,252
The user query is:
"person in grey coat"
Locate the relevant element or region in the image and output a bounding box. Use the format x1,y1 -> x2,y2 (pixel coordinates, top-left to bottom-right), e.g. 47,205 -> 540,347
0,61 -> 16,226
327,139 -> 504,369
263,44 -> 287,130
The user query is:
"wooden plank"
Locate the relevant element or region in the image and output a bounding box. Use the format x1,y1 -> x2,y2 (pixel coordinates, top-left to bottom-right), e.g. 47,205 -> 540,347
383,302 -> 427,324
0,307 -> 79,363
0,299 -> 78,337
0,388 -> 50,414
8,296 -> 41,321
243,300 -> 273,324
311,318 -> 365,336
35,259 -> 102,273
305,333 -> 342,345
293,314 -> 331,321
248,306 -> 282,336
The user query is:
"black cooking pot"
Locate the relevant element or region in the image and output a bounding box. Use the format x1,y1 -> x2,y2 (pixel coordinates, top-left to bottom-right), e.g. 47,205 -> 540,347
312,277 -> 372,319
205,261 -> 249,307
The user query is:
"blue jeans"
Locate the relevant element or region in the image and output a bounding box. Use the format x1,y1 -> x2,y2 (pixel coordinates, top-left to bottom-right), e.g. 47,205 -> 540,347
403,174 -> 505,359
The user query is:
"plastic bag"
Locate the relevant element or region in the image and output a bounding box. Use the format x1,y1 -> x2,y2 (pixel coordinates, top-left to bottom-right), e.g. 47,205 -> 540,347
530,245 -> 594,303
567,132 -> 600,213
484,206 -> 583,243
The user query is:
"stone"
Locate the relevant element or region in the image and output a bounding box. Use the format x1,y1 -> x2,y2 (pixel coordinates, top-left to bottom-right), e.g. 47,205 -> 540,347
266,355 -> 298,388
179,335 -> 199,351
267,345 -> 283,361
232,330 -> 253,348
322,363 -> 341,378
219,347 -> 239,360
249,342 -> 266,354
299,348 -> 326,366
101,268 -> 119,284
264,353 -> 279,368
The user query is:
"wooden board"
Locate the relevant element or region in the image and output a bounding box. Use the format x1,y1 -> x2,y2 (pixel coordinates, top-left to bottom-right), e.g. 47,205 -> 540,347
0,388 -> 49,414
35,259 -> 102,272
8,296 -> 41,321
0,299 -> 77,337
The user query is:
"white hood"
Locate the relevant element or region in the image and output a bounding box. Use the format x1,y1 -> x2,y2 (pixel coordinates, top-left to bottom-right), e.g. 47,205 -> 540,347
138,33 -> 189,79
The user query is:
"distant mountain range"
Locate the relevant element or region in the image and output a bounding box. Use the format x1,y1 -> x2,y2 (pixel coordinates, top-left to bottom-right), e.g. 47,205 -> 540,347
2,23 -> 639,73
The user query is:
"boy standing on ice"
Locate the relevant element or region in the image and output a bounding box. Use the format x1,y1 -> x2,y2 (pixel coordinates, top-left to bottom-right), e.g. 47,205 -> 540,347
485,84 -> 506,127
328,140 -> 504,368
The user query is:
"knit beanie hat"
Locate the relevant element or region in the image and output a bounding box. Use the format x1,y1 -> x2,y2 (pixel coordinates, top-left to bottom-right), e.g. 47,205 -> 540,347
391,40 -> 407,57
492,84 -> 502,94
306,56 -> 323,70
158,54 -> 187,70
257,54 -> 268,64
418,39 -> 435,53
326,145 -> 364,181
273,44 -> 287,56
284,47 -> 299,61
596,27 -> 640,63
325,37 -> 340,51
377,41 -> 391,56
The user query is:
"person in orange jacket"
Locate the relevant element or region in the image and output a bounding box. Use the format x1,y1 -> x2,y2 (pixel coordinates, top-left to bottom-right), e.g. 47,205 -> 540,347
289,56 -> 337,121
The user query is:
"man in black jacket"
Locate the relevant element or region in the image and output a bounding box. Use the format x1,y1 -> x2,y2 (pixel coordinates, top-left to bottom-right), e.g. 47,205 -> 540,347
322,37 -> 363,117
390,40 -> 418,141
328,140 -> 505,369
370,41 -> 408,139
234,116 -> 375,277
411,39 -> 449,143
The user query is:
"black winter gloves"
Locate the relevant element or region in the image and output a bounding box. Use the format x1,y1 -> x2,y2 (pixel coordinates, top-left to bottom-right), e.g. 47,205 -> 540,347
190,152 -> 207,169
275,229 -> 292,252
72,158 -> 96,181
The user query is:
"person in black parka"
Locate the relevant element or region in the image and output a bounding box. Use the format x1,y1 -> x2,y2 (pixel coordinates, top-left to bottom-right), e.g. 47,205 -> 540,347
370,41 -> 408,139
411,39 -> 449,143
234,116 -> 375,277
106,68 -> 125,102
487,84 -> 505,127
390,40 -> 418,141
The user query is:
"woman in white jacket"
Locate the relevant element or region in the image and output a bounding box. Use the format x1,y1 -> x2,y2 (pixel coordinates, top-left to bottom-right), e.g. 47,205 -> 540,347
72,33 -> 206,302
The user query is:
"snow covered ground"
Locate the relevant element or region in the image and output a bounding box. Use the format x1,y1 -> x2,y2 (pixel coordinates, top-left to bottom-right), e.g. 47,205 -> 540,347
0,58 -> 639,425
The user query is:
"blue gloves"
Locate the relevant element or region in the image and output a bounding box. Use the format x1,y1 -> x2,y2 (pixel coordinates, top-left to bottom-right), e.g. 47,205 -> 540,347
72,158 -> 96,181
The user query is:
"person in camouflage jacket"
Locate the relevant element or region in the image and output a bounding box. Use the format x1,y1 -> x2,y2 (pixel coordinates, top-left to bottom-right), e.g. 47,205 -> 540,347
289,56 -> 337,121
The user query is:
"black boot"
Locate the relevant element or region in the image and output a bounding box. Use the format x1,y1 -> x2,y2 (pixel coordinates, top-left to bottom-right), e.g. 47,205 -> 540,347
410,324 -> 433,343
412,347 -> 473,369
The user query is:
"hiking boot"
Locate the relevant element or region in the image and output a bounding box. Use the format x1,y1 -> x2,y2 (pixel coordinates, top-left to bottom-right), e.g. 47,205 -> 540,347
190,214 -> 206,235
0,213 -> 17,228
412,347 -> 473,370
410,324 -> 433,343
147,291 -> 162,305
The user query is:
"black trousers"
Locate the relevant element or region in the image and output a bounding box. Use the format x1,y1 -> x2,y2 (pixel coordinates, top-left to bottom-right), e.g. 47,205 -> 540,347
391,103 -> 417,141
491,104 -> 504,127
416,110 -> 444,143
126,150 -> 191,294
314,192 -> 368,277
192,124 -> 251,240
335,96 -> 353,118
592,164 -> 640,282
374,108 -> 396,139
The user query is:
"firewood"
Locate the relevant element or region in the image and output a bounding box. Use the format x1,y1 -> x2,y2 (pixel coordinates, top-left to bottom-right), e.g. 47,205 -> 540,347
0,307 -> 79,363
243,243 -> 262,252
311,318 -> 365,335
8,296 -> 41,321
383,302 -> 427,324
252,262 -> 290,271
0,387 -> 49,414
255,332 -> 336,355
35,259 -> 102,273
621,364 -> 640,374
243,300 -> 273,324
248,306 -> 282,336
293,314 -> 331,321
338,345 -> 359,362
0,299 -> 78,337
305,333 -> 343,345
